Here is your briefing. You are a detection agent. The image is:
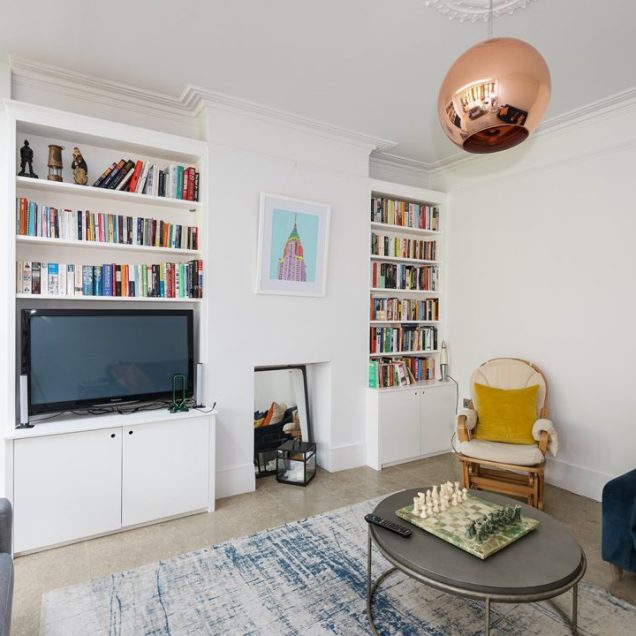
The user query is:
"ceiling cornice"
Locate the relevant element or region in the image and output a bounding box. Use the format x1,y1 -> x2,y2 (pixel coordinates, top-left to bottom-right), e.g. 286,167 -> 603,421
182,86 -> 397,151
376,84 -> 636,179
10,55 -> 195,122
369,152 -> 433,180
10,56 -> 397,153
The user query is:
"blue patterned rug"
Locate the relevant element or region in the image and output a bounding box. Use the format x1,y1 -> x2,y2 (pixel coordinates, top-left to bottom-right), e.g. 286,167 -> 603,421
41,498 -> 635,635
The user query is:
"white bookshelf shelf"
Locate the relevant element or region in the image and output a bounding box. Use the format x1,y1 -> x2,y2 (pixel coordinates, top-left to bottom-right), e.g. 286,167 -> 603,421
370,254 -> 439,265
370,288 -> 440,295
369,350 -> 439,357
373,379 -> 453,393
16,235 -> 200,257
16,294 -> 201,303
370,222 -> 441,237
369,320 -> 439,325
16,176 -> 201,211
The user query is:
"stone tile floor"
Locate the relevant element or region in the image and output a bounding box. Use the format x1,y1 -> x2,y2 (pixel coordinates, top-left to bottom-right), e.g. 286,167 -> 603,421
12,453 -> 634,634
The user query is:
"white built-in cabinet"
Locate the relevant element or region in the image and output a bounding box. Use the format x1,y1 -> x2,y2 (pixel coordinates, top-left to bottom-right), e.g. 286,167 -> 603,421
1,101 -> 215,554
366,180 -> 454,469
10,411 -> 215,554
367,383 -> 455,469
14,426 -> 122,553
122,416 -> 210,527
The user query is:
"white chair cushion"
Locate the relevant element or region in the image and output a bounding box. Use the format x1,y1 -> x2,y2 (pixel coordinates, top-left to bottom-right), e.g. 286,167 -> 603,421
459,439 -> 545,466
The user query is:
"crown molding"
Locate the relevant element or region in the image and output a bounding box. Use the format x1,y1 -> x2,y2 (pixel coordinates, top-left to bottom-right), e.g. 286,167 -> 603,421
373,84 -> 636,180
9,57 -> 397,153
183,85 -> 397,151
10,56 -> 195,123
368,153 -> 433,184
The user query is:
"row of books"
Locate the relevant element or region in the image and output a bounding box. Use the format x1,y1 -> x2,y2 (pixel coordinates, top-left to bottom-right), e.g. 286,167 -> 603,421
16,198 -> 199,250
371,297 -> 439,322
371,263 -> 439,291
17,260 -> 203,299
92,160 -> 200,201
371,233 -> 437,261
371,196 -> 440,231
370,325 -> 438,354
368,356 -> 437,388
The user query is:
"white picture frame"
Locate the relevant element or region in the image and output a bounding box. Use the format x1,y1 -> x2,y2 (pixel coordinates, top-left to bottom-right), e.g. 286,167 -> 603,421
256,193 -> 331,296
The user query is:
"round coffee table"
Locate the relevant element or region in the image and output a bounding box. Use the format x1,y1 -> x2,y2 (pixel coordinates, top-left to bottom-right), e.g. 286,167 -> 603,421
367,488 -> 586,635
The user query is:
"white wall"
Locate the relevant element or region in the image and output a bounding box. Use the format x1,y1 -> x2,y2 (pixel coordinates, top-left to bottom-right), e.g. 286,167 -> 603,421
434,100 -> 636,500
204,106 -> 371,497
0,61 -> 11,496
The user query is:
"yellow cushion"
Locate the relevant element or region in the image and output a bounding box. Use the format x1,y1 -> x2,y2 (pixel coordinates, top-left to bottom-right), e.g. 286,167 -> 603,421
473,383 -> 539,445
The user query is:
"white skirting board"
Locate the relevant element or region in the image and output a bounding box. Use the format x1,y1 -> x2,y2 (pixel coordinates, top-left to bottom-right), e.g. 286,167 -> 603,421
215,463 -> 255,499
545,458 -> 614,502
326,442 -> 367,472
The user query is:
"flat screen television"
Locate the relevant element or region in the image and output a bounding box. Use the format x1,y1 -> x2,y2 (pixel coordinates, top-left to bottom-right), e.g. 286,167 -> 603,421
21,309 -> 194,415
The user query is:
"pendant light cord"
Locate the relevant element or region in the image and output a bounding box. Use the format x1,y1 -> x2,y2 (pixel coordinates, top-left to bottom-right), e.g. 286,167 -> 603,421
488,0 -> 494,39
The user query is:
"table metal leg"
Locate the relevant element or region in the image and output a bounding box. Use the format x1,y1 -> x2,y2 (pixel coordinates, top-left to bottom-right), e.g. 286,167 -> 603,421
571,583 -> 578,634
367,528 -> 372,605
484,597 -> 490,636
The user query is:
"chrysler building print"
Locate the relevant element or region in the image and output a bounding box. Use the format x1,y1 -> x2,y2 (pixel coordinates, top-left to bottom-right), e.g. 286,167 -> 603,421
277,215 -> 307,281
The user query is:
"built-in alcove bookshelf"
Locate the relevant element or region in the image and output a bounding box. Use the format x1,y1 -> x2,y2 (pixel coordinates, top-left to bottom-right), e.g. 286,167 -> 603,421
2,100 -> 214,554
12,108 -> 204,302
366,179 -> 454,471
368,180 -> 444,390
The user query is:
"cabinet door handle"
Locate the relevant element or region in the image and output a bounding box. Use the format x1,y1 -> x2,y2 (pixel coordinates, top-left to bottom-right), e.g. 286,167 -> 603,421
128,430 -> 134,435
110,433 -> 116,439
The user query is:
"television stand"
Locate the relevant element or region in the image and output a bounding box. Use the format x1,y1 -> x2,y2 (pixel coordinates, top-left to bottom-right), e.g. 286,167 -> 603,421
6,407 -> 217,554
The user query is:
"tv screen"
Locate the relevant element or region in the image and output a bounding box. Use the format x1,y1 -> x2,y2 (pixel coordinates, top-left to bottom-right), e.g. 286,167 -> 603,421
22,309 -> 193,414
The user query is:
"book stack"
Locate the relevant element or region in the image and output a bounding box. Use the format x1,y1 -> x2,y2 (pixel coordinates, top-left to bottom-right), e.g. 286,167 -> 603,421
370,325 -> 438,354
371,263 -> 438,291
371,233 -> 437,261
17,260 -> 203,299
370,297 -> 439,322
16,198 -> 199,250
371,196 -> 440,231
93,160 -> 200,201
368,356 -> 437,389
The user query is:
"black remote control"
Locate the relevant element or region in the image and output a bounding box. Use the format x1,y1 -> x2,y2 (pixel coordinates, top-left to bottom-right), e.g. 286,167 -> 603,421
364,513 -> 412,537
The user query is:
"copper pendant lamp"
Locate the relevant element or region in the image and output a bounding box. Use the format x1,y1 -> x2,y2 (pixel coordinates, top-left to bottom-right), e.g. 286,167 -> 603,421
437,0 -> 551,154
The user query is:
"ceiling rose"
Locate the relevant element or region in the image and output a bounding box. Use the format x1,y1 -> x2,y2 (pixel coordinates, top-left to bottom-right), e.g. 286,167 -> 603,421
424,0 -> 535,23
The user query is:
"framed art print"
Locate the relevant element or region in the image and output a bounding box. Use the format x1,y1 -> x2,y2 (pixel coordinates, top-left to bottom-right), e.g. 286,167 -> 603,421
256,193 -> 331,296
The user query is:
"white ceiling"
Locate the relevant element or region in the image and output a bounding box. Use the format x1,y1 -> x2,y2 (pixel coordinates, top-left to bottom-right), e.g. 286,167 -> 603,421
2,0 -> 636,165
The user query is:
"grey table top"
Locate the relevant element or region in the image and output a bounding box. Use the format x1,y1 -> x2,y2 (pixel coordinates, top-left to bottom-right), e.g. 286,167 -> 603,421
371,488 -> 585,596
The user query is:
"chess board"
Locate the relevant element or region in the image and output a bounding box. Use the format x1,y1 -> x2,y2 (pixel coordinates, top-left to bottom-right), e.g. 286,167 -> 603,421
395,493 -> 540,560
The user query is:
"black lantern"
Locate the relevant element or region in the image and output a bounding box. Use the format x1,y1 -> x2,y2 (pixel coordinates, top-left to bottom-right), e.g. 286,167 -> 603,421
276,440 -> 316,486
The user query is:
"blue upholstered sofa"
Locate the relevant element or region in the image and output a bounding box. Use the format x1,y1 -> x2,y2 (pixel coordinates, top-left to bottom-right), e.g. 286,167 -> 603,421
602,468 -> 636,576
0,498 -> 12,635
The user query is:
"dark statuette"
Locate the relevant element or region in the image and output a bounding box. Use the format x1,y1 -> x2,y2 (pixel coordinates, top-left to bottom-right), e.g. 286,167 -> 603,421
18,140 -> 38,178
71,146 -> 88,185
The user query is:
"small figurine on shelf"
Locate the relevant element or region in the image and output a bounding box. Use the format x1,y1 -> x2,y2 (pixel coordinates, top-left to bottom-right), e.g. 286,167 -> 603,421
18,140 -> 38,178
71,146 -> 88,185
47,144 -> 64,182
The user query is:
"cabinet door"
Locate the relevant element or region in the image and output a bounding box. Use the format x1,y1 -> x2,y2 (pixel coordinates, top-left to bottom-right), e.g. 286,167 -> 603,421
379,390 -> 421,465
420,387 -> 455,456
14,428 -> 122,553
122,417 -> 209,527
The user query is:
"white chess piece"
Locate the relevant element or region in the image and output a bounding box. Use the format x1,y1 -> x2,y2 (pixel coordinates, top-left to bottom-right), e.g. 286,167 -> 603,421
451,493 -> 458,507
433,503 -> 439,514
462,487 -> 468,502
420,507 -> 427,519
455,481 -> 461,494
413,497 -> 420,514
440,500 -> 447,512
426,502 -> 433,516
426,490 -> 432,504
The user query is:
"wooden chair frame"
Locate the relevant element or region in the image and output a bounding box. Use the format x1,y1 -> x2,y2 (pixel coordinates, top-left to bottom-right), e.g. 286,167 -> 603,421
457,358 -> 550,510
